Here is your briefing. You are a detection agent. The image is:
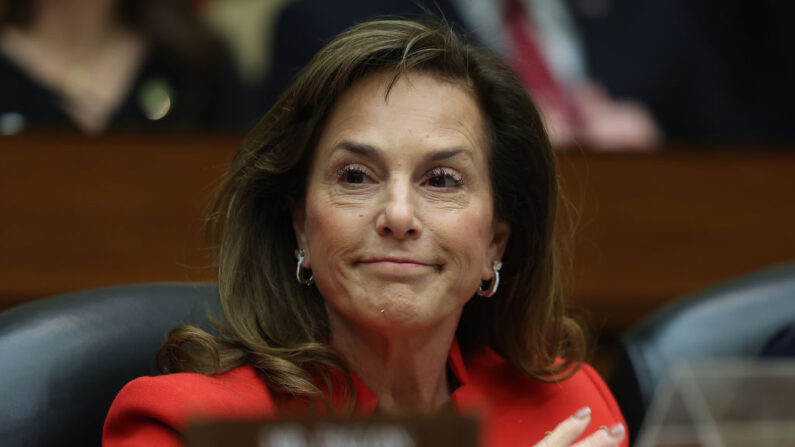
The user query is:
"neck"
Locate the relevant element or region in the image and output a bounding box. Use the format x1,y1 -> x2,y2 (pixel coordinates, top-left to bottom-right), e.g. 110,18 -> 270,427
328,309 -> 461,415
23,0 -> 120,60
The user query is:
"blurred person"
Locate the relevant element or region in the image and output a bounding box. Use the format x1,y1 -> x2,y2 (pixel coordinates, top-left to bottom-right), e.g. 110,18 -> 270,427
261,0 -> 464,110
452,0 -> 661,150
103,18 -> 628,447
568,0 -> 795,145
263,0 -> 660,151
0,0 -> 245,134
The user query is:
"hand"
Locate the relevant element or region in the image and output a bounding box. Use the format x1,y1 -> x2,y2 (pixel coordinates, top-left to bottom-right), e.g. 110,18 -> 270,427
573,83 -> 662,152
534,82 -> 662,152
533,407 -> 626,447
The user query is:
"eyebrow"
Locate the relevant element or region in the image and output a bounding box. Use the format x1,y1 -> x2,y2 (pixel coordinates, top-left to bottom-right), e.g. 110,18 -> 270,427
428,147 -> 472,161
333,140 -> 473,161
335,141 -> 377,156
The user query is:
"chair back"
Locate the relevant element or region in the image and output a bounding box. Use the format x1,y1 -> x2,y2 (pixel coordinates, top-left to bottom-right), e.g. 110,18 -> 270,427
0,283 -> 220,447
608,263 -> 795,441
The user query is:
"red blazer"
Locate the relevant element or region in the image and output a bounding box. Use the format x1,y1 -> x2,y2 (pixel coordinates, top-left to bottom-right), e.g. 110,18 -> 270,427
103,341 -> 628,447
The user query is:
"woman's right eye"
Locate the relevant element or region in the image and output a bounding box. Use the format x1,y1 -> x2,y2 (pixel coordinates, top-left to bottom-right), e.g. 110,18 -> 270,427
336,165 -> 370,184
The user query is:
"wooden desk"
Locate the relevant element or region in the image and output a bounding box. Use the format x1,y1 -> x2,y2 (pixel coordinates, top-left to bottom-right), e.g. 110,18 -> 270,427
2,134 -> 794,332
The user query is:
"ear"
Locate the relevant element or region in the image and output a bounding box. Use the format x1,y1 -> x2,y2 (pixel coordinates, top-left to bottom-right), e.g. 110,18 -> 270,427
291,198 -> 311,267
483,218 -> 510,280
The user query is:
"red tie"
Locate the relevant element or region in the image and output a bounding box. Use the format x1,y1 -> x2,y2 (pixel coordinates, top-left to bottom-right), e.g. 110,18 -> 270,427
505,0 -> 579,126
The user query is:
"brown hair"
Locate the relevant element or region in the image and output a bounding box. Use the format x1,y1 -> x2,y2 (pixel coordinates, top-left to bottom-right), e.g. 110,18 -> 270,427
158,17 -> 586,398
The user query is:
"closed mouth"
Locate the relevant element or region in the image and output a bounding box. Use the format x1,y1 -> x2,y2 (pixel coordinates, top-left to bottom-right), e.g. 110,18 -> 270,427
361,257 -> 428,266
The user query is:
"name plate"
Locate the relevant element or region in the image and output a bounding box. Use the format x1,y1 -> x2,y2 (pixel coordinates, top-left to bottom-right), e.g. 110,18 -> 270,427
186,413 -> 480,447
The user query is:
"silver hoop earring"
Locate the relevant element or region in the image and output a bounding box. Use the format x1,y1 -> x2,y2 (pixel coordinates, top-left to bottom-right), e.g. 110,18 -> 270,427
295,249 -> 314,286
476,260 -> 502,298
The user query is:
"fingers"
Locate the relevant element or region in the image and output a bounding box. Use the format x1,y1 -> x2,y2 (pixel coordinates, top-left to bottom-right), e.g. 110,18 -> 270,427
533,407 -> 627,447
571,423 -> 626,447
534,407 -> 592,447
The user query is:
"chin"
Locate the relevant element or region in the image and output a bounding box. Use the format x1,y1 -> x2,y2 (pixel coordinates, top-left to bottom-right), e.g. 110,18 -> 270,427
321,279 -> 467,334
366,296 -> 462,335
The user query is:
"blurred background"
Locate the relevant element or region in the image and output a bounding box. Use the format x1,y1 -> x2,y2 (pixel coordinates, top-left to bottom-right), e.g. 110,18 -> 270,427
1,0 -> 794,376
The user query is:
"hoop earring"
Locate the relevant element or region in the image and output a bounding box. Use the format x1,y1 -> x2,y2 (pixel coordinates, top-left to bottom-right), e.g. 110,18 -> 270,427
476,260 -> 502,298
295,249 -> 314,286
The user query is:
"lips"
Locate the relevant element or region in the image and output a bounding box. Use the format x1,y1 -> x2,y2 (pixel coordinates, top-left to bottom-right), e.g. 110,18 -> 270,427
360,256 -> 430,266
358,253 -> 439,267
357,256 -> 441,274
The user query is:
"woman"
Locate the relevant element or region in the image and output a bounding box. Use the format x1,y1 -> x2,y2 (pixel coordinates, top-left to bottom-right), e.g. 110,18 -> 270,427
0,0 -> 242,134
104,18 -> 627,447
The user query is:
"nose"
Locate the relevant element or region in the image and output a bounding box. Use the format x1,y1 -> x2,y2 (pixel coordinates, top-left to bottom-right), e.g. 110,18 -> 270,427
376,180 -> 422,240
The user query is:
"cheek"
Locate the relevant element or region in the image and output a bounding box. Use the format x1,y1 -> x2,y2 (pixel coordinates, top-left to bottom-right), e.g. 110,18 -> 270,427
303,198 -> 375,320
306,202 -> 352,258
436,206 -> 494,272
303,196 -> 368,286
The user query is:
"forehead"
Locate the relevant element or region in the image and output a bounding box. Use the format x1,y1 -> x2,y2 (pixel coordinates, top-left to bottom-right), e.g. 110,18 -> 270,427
314,71 -> 488,163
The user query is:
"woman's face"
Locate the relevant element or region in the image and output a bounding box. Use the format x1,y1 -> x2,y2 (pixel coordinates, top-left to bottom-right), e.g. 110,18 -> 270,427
293,71 -> 509,334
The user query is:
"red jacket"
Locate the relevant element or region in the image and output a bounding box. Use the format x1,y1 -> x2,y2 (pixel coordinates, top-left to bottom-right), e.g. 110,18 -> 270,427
103,341 -> 628,446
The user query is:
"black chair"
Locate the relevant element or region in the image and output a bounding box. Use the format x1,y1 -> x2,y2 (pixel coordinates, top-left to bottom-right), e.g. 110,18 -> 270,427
608,263 -> 795,442
0,283 -> 220,447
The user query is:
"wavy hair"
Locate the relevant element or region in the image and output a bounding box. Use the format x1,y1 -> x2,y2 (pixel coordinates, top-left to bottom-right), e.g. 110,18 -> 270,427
157,17 -> 586,399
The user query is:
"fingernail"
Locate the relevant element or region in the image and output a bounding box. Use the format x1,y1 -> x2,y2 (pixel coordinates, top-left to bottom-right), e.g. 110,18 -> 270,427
608,423 -> 625,438
574,406 -> 591,419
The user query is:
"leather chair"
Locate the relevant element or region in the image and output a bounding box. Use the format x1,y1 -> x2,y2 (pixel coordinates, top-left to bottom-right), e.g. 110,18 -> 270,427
0,283 -> 220,447
608,263 -> 795,442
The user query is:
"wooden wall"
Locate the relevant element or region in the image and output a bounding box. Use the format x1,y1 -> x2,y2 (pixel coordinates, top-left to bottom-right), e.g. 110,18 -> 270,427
2,133 -> 794,334
557,151 -> 795,332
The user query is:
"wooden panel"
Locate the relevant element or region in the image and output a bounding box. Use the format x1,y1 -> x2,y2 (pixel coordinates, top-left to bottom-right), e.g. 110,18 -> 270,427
2,134 -> 794,332
0,133 -> 236,308
559,151 -> 795,331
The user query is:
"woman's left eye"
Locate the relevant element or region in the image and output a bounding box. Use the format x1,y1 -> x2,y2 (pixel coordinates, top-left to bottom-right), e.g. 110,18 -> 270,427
425,168 -> 464,188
